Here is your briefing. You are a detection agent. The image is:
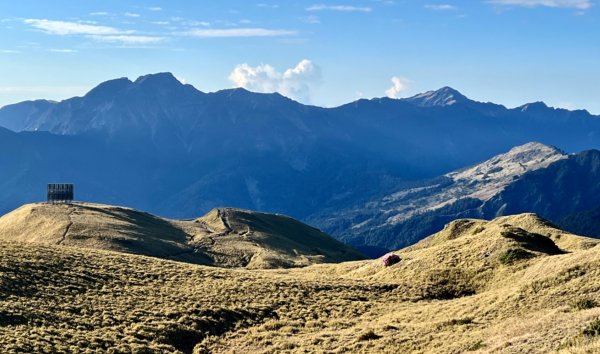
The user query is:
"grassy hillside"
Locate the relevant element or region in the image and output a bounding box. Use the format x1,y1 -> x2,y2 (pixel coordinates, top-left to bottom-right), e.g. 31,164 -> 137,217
1,213 -> 600,352
0,203 -> 364,269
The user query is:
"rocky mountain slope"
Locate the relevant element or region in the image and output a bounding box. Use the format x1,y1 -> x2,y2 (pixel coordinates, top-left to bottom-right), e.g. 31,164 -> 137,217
483,149 -> 600,221
0,203 -> 364,268
310,142 -> 571,254
2,213 -> 600,353
0,73 -> 599,221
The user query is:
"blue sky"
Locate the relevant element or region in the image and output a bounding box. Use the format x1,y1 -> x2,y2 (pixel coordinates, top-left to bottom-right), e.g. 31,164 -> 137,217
0,0 -> 598,113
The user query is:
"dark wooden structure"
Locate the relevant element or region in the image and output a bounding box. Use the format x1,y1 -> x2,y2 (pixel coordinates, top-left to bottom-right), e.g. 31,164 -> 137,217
47,183 -> 74,203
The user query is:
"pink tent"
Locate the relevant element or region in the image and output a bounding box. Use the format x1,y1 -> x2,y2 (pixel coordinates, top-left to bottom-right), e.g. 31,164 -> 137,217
382,253 -> 400,266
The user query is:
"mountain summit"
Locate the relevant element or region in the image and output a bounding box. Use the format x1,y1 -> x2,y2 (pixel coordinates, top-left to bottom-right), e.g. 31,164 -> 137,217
404,86 -> 469,107
133,72 -> 184,87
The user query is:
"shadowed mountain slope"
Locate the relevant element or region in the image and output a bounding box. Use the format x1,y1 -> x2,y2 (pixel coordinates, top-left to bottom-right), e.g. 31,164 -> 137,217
0,203 -> 364,268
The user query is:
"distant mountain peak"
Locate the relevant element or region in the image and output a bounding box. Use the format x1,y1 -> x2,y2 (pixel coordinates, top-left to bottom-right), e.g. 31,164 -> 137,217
85,77 -> 133,99
133,72 -> 184,87
404,86 -> 468,107
448,142 -> 566,187
518,101 -> 550,112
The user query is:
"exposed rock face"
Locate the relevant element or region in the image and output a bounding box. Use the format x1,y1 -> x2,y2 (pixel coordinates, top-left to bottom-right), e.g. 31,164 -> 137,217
309,142 -> 569,254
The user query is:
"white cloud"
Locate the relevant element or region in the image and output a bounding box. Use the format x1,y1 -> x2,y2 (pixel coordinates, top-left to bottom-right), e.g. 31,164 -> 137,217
50,48 -> 77,53
186,20 -> 211,27
89,35 -> 164,44
184,28 -> 296,38
425,4 -> 457,10
228,59 -> 321,103
125,12 -> 141,18
89,12 -> 110,16
385,76 -> 411,99
23,19 -> 163,46
148,7 -> 163,11
0,49 -> 21,54
24,19 -> 125,35
489,0 -> 592,9
305,15 -> 321,24
306,5 -> 372,12
257,3 -> 280,8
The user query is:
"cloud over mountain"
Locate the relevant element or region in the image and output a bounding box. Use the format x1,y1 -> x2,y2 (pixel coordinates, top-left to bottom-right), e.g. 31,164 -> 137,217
228,59 -> 321,103
385,76 -> 411,99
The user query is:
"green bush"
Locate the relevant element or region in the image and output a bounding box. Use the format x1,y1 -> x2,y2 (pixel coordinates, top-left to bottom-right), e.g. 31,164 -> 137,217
358,330 -> 382,341
499,248 -> 534,265
573,298 -> 597,311
446,318 -> 474,326
582,319 -> 600,337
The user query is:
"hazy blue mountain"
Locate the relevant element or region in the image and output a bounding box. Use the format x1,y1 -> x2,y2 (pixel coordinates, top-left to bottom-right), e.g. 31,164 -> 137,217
557,207 -> 600,238
307,142 -> 566,255
0,99 -> 55,132
1,73 -> 600,228
309,145 -> 600,256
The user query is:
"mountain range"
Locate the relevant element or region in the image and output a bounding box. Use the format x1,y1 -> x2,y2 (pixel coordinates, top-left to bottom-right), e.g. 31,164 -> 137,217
1,73 -> 600,253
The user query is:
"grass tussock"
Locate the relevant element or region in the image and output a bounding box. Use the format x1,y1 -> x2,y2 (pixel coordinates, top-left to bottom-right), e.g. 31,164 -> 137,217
443,318 -> 475,326
573,298 -> 598,311
583,319 -> 600,337
499,248 -> 534,265
358,330 -> 382,341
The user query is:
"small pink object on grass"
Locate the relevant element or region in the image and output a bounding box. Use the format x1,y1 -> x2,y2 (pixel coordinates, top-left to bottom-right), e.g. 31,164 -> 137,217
382,253 -> 401,266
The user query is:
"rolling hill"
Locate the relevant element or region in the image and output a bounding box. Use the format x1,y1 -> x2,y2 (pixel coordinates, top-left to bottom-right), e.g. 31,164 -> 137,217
1,213 -> 600,353
0,202 -> 364,268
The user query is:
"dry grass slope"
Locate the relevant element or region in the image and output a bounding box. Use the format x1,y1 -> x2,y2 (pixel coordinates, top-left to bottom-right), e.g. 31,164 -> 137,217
1,213 -> 600,353
0,203 -> 365,269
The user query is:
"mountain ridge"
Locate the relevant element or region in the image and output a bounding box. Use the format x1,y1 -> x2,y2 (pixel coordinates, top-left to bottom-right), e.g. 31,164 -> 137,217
2,73 -> 597,131
0,202 -> 365,268
0,73 -> 599,226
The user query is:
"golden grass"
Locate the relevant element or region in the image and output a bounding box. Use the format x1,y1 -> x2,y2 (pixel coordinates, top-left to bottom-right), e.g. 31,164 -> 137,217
1,213 -> 600,353
0,203 -> 364,269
